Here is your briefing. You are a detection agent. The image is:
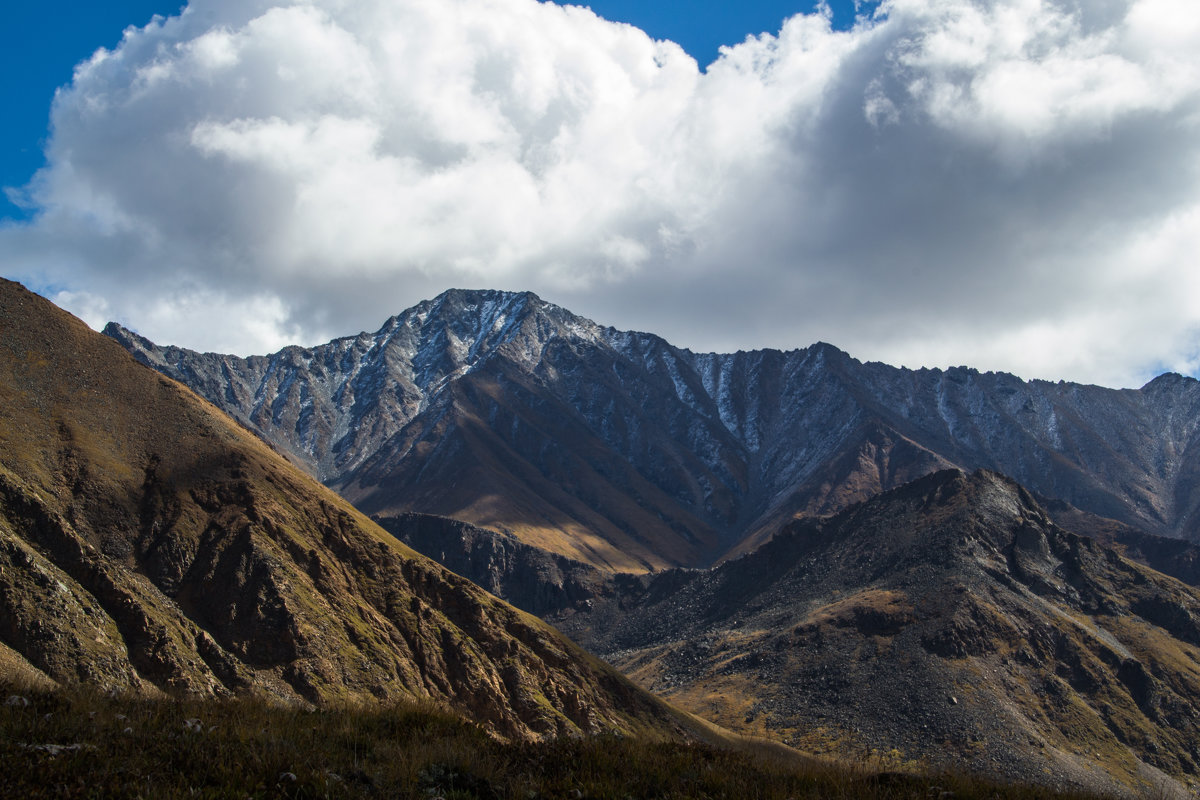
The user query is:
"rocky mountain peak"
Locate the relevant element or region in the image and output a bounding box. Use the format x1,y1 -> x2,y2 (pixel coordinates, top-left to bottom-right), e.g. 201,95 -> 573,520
885,468 -> 1041,521
102,288 -> 622,485
107,290 -> 1200,573
1140,370 -> 1200,394
395,288 -> 604,363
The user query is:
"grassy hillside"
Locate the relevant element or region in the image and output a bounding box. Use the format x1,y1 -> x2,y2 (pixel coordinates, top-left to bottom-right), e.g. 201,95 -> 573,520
0,682 -> 1109,800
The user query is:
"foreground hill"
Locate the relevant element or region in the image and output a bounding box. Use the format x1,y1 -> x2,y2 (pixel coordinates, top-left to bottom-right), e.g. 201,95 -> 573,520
0,279 -> 687,741
0,685 -> 1106,800
552,470 -> 1200,798
108,289 -> 1200,573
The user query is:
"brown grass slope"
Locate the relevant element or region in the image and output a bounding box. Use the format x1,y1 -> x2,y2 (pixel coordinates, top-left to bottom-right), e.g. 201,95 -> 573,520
0,278 -> 691,741
0,684 -> 1109,800
552,469 -> 1200,798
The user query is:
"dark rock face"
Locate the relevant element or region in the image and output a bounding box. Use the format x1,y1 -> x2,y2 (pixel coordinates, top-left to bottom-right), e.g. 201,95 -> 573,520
1039,495 -> 1200,588
550,470 -> 1200,798
376,513 -> 618,617
108,290 -> 1200,572
0,279 -> 687,742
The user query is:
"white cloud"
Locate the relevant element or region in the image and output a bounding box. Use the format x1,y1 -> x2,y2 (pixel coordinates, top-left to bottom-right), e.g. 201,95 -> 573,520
2,0 -> 1199,388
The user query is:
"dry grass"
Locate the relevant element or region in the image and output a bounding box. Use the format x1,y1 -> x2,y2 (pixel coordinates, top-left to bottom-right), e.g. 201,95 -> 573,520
0,682 -> 1107,800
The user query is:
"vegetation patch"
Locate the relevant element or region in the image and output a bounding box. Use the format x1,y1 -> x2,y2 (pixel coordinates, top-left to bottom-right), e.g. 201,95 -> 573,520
0,684 -> 1107,800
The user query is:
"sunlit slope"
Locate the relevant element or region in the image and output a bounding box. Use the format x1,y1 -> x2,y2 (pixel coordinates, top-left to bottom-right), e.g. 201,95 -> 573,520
0,278 -> 687,741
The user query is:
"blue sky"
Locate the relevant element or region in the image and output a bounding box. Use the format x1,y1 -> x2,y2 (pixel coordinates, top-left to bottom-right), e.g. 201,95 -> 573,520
2,3 -> 180,219
1,0 -> 860,221
2,0 -> 1198,388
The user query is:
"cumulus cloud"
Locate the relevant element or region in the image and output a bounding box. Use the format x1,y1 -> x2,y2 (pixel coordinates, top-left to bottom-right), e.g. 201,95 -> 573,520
2,0 -> 1199,387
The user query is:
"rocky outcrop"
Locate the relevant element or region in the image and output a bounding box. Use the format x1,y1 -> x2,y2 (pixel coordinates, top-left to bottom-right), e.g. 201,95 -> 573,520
1038,496 -> 1200,588
0,279 -> 688,742
108,290 -> 1200,573
375,513 -> 628,617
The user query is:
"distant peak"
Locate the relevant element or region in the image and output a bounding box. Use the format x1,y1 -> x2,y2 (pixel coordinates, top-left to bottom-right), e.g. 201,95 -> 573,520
431,287 -> 544,307
807,341 -> 851,358
411,288 -> 554,325
371,289 -> 541,333
1141,372 -> 1198,392
803,340 -> 856,368
102,321 -> 155,349
898,467 -> 970,497
871,468 -> 1027,510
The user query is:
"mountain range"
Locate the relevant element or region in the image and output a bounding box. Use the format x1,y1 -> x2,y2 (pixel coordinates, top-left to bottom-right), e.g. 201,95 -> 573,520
0,278 -> 694,742
98,287 -> 1200,797
11,282 -> 1200,796
107,288 -> 1200,576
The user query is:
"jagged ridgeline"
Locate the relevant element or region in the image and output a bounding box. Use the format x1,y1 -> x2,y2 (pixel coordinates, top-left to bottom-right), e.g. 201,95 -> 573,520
0,278 -> 692,741
108,289 -> 1200,576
